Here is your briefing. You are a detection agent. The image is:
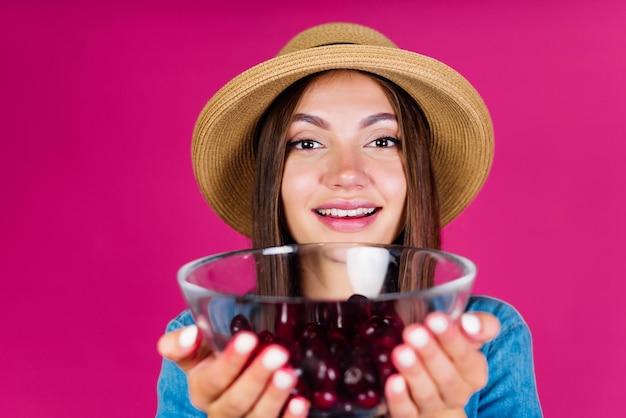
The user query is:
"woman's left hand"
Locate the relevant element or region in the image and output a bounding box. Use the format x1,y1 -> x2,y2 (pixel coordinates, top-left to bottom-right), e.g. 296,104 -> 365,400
385,312 -> 500,418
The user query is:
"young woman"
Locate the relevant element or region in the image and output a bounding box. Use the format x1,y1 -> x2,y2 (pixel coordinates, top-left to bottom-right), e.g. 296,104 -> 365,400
156,23 -> 542,418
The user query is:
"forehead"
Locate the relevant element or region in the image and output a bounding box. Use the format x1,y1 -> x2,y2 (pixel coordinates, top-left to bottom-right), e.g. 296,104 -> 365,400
303,69 -> 382,92
295,70 -> 395,113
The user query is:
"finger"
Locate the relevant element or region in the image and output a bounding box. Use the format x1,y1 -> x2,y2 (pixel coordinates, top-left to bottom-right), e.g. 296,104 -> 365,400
188,331 -> 259,411
246,368 -> 299,418
460,312 -> 500,347
427,314 -> 489,390
157,325 -> 213,372
283,397 -> 310,418
404,316 -> 473,407
391,342 -> 445,413
206,344 -> 289,417
384,374 -> 418,418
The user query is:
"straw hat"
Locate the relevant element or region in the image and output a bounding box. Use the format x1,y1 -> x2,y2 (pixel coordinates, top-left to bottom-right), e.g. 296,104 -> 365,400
192,22 -> 494,238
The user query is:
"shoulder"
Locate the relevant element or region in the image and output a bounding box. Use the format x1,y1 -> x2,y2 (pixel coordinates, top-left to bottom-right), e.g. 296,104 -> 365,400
466,295 -> 529,337
466,295 -> 523,320
466,295 -> 536,361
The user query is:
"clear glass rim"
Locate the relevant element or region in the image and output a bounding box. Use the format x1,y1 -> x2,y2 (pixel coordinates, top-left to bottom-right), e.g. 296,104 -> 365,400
177,242 -> 476,303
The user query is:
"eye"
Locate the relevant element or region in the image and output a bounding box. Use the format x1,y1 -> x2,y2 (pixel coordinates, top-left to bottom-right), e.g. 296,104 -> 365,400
287,139 -> 323,150
367,136 -> 400,148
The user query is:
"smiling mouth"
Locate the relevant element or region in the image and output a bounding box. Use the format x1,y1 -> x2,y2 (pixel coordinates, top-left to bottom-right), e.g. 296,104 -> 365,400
315,208 -> 378,218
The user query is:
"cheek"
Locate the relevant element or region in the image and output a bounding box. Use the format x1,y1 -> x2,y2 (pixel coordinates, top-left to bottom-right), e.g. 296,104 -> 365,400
388,175 -> 407,199
377,165 -> 407,236
281,163 -> 318,211
375,165 -> 407,203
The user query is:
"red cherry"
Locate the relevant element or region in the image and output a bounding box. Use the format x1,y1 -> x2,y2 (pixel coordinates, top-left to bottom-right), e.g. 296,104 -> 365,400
230,314 -> 252,334
257,330 -> 276,347
298,339 -> 329,379
342,361 -> 378,395
313,358 -> 339,390
274,303 -> 302,343
338,400 -> 357,414
313,302 -> 338,329
357,315 -> 386,340
291,367 -> 311,398
312,390 -> 338,411
356,388 -> 381,409
301,321 -> 324,341
372,350 -> 397,388
327,331 -> 349,358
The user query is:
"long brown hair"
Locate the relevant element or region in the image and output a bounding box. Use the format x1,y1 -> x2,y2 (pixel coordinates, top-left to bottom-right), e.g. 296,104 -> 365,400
252,70 -> 440,296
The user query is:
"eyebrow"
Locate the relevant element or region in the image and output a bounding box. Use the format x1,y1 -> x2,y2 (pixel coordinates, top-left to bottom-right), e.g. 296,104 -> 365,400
359,113 -> 397,128
291,113 -> 329,129
291,112 -> 397,130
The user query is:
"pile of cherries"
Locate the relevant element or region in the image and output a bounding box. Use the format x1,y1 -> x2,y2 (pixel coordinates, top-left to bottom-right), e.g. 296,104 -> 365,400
229,295 -> 406,415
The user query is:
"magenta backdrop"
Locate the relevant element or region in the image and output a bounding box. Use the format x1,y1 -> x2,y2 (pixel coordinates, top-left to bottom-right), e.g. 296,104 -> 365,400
2,0 -> 625,416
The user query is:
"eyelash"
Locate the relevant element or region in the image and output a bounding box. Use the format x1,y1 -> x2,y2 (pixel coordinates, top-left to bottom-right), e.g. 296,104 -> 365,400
368,136 -> 400,148
287,136 -> 400,150
286,139 -> 322,150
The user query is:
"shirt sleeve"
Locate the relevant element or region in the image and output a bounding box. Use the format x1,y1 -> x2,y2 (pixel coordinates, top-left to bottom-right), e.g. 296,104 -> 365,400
464,297 -> 543,418
156,312 -> 207,418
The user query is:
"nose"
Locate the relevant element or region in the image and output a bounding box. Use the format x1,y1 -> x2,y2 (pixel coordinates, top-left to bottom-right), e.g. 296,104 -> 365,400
323,148 -> 369,190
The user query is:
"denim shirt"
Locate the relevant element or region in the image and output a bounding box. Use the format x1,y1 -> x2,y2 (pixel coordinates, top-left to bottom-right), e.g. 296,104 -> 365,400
156,296 -> 542,417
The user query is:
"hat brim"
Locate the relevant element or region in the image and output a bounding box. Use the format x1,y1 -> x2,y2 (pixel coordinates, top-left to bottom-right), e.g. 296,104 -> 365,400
193,44 -> 494,238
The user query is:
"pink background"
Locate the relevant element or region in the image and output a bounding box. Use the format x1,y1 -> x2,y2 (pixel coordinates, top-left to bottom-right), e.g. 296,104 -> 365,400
2,0 -> 625,416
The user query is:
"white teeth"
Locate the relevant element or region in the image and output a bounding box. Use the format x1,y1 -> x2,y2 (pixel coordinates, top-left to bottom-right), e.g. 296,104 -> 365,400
316,208 -> 376,217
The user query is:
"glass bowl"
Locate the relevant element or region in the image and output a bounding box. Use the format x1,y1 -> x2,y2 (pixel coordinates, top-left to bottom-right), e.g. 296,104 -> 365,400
178,243 -> 476,417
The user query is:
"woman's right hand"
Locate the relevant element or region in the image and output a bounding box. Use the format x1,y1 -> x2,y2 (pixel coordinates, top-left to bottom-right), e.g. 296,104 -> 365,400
157,326 -> 310,418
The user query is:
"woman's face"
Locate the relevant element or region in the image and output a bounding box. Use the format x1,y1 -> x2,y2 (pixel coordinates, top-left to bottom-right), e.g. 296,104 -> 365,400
281,70 -> 407,244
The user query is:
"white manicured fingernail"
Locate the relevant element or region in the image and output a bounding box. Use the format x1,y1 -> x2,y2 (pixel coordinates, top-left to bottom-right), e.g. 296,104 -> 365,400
389,375 -> 407,394
233,333 -> 256,355
407,327 -> 429,348
178,326 -> 198,348
262,347 -> 288,371
288,397 -> 307,415
272,370 -> 294,389
427,316 -> 449,334
396,347 -> 417,368
461,313 -> 481,335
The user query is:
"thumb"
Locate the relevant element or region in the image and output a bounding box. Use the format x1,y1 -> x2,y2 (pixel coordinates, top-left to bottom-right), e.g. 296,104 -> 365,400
157,325 -> 214,372
460,312 -> 501,348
